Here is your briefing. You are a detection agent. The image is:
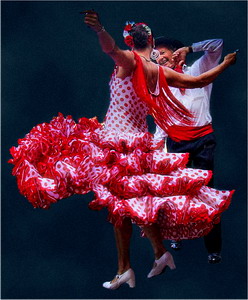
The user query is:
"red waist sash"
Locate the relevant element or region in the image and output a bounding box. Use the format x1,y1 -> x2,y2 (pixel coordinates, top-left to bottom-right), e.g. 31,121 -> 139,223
167,124 -> 214,142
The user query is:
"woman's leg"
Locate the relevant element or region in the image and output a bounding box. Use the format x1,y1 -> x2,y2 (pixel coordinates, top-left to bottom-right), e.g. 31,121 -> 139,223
103,218 -> 135,288
142,223 -> 167,259
143,223 -> 175,278
114,217 -> 133,275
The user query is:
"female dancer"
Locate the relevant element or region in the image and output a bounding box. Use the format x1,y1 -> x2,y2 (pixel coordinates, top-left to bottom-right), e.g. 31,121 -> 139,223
9,10 -> 236,290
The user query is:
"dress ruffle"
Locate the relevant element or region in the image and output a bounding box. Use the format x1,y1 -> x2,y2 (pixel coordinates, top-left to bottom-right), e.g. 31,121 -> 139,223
9,113 -> 234,240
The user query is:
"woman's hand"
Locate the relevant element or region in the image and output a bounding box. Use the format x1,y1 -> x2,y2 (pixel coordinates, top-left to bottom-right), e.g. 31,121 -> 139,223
82,10 -> 103,33
81,10 -> 135,72
223,52 -> 237,66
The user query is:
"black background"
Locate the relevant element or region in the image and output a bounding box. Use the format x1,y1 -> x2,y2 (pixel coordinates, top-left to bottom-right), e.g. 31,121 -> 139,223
2,1 -> 247,299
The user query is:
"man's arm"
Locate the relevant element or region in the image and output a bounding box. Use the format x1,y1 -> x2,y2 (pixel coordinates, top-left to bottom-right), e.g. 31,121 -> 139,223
173,39 -> 224,76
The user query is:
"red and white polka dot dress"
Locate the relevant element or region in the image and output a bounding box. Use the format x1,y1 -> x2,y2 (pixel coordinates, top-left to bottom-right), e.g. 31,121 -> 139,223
9,70 -> 234,241
105,71 -> 149,133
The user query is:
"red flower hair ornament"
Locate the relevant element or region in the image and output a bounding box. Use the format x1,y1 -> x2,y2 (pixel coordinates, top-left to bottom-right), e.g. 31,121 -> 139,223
123,21 -> 152,48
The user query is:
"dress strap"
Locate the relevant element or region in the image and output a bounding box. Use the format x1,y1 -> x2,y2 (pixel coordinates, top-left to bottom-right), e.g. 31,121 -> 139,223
131,51 -> 194,132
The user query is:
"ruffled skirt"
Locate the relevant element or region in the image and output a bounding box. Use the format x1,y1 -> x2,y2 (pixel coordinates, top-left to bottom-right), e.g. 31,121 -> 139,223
9,114 -> 234,240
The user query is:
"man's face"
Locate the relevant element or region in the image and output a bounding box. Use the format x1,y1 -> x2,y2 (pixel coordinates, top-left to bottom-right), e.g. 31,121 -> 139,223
155,46 -> 175,69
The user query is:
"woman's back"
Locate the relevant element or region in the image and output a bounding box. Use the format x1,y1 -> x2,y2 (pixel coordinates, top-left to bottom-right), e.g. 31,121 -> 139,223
104,68 -> 149,133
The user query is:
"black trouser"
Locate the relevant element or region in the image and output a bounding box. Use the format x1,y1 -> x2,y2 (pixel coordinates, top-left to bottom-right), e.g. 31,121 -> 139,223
167,133 -> 222,253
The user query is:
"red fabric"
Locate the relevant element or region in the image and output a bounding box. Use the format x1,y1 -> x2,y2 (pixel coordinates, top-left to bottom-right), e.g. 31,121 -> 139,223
9,112 -> 234,240
131,51 -> 195,133
8,56 -> 235,240
167,123 -> 214,142
174,65 -> 186,95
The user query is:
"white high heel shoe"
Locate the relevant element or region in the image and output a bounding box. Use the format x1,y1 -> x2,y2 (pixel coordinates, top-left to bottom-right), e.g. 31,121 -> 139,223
103,268 -> 135,290
147,251 -> 176,278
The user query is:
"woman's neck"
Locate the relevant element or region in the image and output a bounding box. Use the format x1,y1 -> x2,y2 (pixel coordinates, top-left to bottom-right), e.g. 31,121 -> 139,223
134,48 -> 151,62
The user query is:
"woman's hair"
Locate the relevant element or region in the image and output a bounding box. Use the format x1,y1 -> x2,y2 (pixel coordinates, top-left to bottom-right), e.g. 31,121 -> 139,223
130,24 -> 153,49
123,22 -> 153,49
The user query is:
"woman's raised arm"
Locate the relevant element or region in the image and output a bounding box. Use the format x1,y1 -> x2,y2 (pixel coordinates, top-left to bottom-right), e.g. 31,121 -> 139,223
83,10 -> 136,70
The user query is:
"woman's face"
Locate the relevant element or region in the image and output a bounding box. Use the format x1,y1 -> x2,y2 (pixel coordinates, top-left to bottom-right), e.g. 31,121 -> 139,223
155,46 -> 175,69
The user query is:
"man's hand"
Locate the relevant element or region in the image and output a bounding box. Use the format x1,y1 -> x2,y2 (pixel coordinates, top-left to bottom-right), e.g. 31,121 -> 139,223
82,10 -> 103,33
172,46 -> 191,66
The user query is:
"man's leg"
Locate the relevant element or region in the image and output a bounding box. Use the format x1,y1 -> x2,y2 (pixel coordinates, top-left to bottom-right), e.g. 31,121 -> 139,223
203,222 -> 222,263
193,133 -> 222,263
166,137 -> 194,250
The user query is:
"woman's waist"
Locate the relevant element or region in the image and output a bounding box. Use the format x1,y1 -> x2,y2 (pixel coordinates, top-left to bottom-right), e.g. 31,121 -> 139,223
104,119 -> 148,132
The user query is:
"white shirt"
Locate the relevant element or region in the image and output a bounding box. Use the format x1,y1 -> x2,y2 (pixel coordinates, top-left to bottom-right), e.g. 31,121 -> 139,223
154,39 -> 223,140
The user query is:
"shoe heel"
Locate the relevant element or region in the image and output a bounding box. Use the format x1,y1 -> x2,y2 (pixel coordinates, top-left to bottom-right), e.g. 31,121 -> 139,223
167,257 -> 176,270
127,278 -> 135,288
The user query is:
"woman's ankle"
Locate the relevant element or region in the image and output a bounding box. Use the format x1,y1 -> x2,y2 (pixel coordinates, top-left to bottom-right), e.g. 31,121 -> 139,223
155,249 -> 167,260
117,266 -> 131,275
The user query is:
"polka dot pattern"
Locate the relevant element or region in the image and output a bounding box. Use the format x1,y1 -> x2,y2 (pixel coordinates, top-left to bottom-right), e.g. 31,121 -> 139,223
9,76 -> 234,238
105,73 -> 149,133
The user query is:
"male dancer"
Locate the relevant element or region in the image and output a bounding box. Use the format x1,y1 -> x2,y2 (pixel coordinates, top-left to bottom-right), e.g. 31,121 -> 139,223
154,37 -> 225,264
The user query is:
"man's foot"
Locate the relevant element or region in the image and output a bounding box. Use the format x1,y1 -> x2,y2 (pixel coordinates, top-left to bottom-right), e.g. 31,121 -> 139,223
208,253 -> 222,264
170,240 -> 182,251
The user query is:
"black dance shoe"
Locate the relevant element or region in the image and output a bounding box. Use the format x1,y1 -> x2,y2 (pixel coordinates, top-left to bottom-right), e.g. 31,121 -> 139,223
208,253 -> 222,264
170,240 -> 182,251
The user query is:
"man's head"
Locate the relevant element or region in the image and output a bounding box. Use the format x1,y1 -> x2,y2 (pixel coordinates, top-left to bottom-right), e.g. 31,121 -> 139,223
155,37 -> 184,68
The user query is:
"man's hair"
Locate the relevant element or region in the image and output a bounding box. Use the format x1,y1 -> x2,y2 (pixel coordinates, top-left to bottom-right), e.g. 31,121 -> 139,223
155,36 -> 184,52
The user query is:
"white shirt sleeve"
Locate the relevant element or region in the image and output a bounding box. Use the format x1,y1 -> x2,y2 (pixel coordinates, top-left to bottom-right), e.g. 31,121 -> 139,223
189,39 -> 223,76
154,125 -> 168,152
